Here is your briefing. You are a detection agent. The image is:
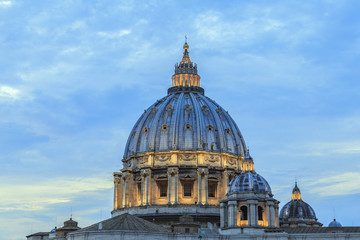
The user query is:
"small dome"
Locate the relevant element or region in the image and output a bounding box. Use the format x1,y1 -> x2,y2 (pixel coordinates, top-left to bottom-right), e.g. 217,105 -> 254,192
328,219 -> 342,227
280,182 -> 317,220
279,199 -> 317,219
227,171 -> 272,195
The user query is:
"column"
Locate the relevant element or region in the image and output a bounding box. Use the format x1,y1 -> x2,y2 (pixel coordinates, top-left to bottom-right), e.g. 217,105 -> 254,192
145,170 -> 150,205
275,205 -> 279,227
197,169 -> 202,204
167,167 -> 178,205
113,173 -> 122,210
174,169 -> 178,204
204,169 -> 208,205
220,202 -> 226,228
268,201 -> 275,227
122,173 -> 129,208
167,169 -> 172,205
228,200 -> 237,227
141,173 -> 144,206
247,200 -> 258,226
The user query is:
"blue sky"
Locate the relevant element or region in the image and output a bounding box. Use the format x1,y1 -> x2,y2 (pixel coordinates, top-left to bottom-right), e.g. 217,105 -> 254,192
1,0 -> 360,239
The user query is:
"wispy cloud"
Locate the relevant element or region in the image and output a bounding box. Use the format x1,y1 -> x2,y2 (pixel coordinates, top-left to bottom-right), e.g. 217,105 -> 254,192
97,29 -> 131,39
297,141 -> 360,156
306,172 -> 360,196
0,175 -> 112,212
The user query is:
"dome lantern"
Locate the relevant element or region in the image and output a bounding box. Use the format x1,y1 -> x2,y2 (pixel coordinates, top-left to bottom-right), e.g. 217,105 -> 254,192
292,181 -> 301,200
170,38 -> 202,94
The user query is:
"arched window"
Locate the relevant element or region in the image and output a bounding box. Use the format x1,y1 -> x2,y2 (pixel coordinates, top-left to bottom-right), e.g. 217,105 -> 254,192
258,206 -> 263,221
240,206 -> 248,220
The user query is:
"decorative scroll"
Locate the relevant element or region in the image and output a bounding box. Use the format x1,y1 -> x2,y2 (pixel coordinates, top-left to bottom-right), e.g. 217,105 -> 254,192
180,154 -> 195,161
205,155 -> 219,163
138,157 -> 148,164
227,158 -> 236,166
156,155 -> 170,162
123,160 -> 133,168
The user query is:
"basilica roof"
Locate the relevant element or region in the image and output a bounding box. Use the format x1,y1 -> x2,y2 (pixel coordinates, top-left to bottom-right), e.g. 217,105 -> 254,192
75,213 -> 168,232
227,170 -> 272,195
123,41 -> 247,159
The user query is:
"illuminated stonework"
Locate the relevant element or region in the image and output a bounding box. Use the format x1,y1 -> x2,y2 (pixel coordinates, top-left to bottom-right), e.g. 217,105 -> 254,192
219,154 -> 280,234
112,41 -> 247,226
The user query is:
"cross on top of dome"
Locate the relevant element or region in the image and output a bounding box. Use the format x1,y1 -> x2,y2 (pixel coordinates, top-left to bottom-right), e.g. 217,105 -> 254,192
181,35 -> 191,64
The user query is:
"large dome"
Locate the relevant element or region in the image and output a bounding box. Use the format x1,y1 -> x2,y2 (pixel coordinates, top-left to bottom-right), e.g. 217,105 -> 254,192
123,90 -> 247,159
123,41 -> 247,159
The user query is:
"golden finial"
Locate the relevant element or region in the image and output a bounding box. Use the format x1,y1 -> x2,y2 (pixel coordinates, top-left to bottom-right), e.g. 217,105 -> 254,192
183,34 -> 189,50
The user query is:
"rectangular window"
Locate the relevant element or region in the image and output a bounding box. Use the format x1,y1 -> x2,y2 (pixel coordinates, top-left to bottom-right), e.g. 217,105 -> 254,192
159,182 -> 167,197
137,183 -> 142,199
208,182 -> 217,198
183,182 -> 193,197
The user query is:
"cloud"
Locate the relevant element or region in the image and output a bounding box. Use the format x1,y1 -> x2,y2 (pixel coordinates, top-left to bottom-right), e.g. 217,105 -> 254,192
97,29 -> 131,39
306,172 -> 360,196
300,141 -> 360,156
0,85 -> 20,100
0,1 -> 11,6
0,175 -> 112,213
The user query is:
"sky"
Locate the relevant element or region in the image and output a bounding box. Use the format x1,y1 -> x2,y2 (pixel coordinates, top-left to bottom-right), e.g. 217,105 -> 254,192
0,0 -> 360,239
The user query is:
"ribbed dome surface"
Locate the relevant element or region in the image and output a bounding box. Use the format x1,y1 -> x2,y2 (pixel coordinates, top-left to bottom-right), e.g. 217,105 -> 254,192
227,171 -> 272,195
123,90 -> 247,158
280,199 -> 317,219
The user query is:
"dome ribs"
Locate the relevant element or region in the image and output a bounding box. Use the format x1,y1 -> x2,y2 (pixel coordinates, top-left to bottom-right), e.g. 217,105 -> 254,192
198,94 -> 226,153
148,96 -> 173,152
171,93 -> 184,150
189,92 -> 203,150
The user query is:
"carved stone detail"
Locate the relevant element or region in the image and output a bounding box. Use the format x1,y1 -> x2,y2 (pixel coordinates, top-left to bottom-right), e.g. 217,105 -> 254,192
138,157 -> 148,164
227,158 -> 236,166
123,160 -> 133,168
180,154 -> 196,161
156,155 -> 170,162
205,155 -> 219,163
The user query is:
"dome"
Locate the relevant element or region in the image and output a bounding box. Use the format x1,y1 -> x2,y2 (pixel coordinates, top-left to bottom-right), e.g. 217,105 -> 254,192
123,91 -> 247,158
328,219 -> 342,227
280,183 -> 317,220
226,170 -> 272,195
123,40 -> 247,159
279,199 -> 317,219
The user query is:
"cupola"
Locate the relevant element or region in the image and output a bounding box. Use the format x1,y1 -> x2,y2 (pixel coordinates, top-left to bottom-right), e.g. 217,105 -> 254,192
169,38 -> 202,94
